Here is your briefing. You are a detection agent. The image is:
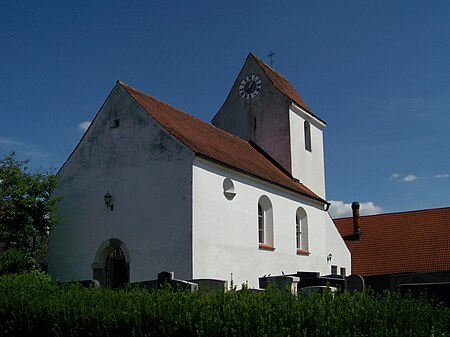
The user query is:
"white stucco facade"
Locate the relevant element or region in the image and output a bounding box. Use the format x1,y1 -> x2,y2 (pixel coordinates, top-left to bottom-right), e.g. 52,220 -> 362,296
289,104 -> 326,199
192,157 -> 349,288
48,85 -> 195,283
48,54 -> 351,289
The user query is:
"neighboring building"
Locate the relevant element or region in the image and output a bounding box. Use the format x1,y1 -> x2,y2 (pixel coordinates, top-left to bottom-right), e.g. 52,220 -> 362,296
48,53 -> 350,288
334,204 -> 450,299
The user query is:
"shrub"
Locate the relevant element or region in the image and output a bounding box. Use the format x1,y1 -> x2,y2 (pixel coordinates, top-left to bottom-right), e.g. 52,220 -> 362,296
0,273 -> 448,337
0,248 -> 33,275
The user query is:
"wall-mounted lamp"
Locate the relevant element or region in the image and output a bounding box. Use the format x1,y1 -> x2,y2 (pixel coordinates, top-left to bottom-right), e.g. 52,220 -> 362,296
327,253 -> 333,263
104,192 -> 114,211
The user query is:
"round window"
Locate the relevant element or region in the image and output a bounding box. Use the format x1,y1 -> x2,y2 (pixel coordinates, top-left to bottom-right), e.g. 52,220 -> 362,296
223,178 -> 236,200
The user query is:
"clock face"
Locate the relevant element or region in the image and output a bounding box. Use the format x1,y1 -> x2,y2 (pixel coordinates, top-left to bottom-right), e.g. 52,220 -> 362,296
239,74 -> 262,100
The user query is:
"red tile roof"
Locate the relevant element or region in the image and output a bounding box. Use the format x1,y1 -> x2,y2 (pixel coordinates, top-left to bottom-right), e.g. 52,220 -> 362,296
334,207 -> 450,276
119,81 -> 325,203
249,53 -> 325,124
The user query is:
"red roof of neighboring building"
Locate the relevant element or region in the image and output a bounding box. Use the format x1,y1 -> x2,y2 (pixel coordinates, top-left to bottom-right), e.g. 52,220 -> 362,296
334,207 -> 450,276
119,81 -> 325,203
249,53 -> 325,124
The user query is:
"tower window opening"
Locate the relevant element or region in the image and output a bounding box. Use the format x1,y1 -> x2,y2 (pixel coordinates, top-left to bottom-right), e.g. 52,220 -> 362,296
304,121 -> 312,152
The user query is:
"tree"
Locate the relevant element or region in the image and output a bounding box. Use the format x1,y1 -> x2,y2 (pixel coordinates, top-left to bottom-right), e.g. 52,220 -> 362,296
0,152 -> 59,273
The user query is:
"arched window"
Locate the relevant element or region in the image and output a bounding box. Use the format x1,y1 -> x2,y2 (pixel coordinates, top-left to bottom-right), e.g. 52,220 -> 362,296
296,208 -> 309,253
304,121 -> 312,152
258,204 -> 264,243
258,196 -> 274,250
295,216 -> 301,249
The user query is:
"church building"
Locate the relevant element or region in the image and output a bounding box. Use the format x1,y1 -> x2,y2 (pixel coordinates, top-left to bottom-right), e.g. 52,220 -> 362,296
48,53 -> 350,288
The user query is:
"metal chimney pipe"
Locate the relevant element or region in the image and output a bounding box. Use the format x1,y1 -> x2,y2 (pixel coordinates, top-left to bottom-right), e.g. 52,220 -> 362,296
352,202 -> 361,235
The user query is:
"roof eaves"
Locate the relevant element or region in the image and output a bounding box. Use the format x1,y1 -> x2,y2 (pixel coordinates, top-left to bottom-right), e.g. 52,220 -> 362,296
290,102 -> 326,127
194,153 -> 326,205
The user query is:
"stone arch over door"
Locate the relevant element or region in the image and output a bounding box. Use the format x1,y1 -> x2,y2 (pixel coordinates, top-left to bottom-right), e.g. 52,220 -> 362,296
92,238 -> 130,288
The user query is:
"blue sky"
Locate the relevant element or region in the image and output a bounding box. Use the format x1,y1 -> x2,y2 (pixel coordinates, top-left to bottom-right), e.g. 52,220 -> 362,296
1,1 -> 449,217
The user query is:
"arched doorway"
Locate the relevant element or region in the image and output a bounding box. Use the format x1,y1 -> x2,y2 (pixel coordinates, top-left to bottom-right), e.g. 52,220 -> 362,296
92,239 -> 130,288
106,247 -> 128,288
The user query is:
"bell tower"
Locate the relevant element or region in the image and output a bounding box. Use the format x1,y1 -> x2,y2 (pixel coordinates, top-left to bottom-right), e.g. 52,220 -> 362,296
212,53 -> 326,199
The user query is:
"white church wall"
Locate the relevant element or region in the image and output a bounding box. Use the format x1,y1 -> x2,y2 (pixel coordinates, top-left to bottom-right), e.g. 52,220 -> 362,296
325,213 -> 352,276
192,157 -> 350,288
48,84 -> 194,283
289,104 -> 326,199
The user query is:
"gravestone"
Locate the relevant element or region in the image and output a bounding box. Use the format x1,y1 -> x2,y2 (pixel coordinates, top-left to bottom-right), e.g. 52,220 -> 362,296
346,274 -> 365,292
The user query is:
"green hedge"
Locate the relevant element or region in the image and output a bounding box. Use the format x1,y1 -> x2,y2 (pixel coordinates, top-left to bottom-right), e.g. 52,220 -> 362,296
0,272 -> 448,337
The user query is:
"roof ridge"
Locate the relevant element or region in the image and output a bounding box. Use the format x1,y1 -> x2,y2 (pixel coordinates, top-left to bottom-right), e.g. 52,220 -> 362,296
118,80 -> 190,117
248,53 -> 326,124
334,205 -> 450,220
249,53 -> 294,87
119,81 -> 251,144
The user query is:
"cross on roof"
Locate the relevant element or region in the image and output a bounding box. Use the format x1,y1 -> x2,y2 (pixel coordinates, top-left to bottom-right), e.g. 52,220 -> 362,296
267,50 -> 275,67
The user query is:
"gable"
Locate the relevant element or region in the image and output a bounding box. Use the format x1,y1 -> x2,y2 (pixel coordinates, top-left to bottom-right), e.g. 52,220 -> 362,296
334,207 -> 450,276
58,83 -> 193,179
212,53 -> 323,130
212,54 -> 291,142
